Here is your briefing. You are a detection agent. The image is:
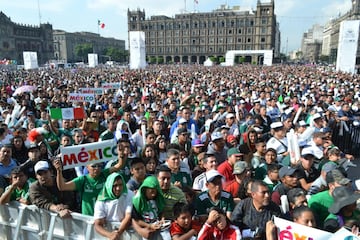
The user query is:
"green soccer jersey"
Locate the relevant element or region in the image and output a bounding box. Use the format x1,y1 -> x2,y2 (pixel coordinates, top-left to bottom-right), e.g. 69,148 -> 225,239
194,190 -> 234,216
6,178 -> 35,202
170,170 -> 192,188
73,168 -> 110,216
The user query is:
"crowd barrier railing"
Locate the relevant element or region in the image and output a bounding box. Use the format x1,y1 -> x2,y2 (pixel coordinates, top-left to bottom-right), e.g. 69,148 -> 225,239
332,120 -> 360,157
0,202 -> 153,240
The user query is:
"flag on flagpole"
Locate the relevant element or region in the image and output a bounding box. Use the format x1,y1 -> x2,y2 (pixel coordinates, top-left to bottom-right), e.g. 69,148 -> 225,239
98,19 -> 105,29
50,107 -> 85,120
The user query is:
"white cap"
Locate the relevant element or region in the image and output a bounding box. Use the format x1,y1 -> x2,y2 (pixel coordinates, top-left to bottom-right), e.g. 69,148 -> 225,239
179,118 -> 188,124
301,147 -> 316,157
226,113 -> 235,119
313,113 -> 322,120
211,131 -> 223,141
270,122 -> 283,129
299,120 -> 308,127
34,161 -> 50,174
205,170 -> 224,182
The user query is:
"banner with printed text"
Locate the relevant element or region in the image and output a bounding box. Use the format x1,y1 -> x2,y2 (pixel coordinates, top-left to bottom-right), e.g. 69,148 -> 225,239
336,20 -> 360,74
101,82 -> 121,89
60,139 -> 117,170
68,93 -> 95,102
274,216 -> 331,240
79,88 -> 104,95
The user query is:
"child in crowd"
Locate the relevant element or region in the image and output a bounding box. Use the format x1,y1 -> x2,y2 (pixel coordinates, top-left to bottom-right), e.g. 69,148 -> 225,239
198,207 -> 242,240
170,202 -> 202,240
126,157 -> 146,193
0,167 -> 34,205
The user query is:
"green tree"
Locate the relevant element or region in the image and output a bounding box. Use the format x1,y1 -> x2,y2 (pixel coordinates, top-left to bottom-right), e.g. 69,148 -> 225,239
219,57 -> 225,63
103,47 -> 129,63
319,55 -> 329,63
148,56 -> 156,64
74,43 -> 93,62
209,56 -> 218,63
157,56 -> 164,64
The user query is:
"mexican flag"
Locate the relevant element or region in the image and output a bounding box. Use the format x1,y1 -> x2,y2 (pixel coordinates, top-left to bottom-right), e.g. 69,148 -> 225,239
98,20 -> 105,29
50,107 -> 85,120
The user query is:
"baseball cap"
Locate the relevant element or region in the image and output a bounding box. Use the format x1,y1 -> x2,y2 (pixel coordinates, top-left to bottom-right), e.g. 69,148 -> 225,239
301,147 -> 316,158
205,170 -> 224,182
313,113 -> 323,120
298,120 -> 309,127
177,128 -> 189,135
34,161 -> 50,174
321,162 -> 337,173
27,111 -> 34,116
270,122 -> 283,130
233,161 -> 248,175
28,143 -> 40,150
279,166 -> 297,178
179,118 -> 188,124
326,169 -> 351,185
227,147 -> 243,157
211,132 -> 223,141
226,113 -> 235,119
227,135 -> 236,143
191,139 -> 204,147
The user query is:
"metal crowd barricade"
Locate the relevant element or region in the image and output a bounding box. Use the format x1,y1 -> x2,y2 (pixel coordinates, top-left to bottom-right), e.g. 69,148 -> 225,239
0,202 -> 168,240
332,120 -> 360,157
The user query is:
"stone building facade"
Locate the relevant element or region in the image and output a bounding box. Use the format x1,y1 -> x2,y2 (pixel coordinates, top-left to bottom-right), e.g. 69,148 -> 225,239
128,0 -> 279,64
53,30 -> 125,63
0,12 -> 53,65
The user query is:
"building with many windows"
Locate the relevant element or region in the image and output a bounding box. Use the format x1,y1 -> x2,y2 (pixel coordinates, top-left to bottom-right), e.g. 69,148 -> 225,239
0,12 -> 53,65
321,0 -> 360,64
53,30 -> 125,63
128,0 -> 279,64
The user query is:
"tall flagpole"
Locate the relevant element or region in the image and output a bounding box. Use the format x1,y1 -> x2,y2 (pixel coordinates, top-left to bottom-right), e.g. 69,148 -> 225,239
97,20 -> 100,35
184,0 -> 187,12
37,0 -> 42,25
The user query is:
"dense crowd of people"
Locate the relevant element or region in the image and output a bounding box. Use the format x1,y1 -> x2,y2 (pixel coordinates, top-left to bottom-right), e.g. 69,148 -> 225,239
0,64 -> 359,239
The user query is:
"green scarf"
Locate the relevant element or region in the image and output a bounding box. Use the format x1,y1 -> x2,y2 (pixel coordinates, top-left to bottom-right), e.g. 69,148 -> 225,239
97,173 -> 128,201
132,176 -> 165,215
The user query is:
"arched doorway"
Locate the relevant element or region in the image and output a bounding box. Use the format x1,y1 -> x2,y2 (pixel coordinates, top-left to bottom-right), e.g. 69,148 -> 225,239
166,56 -> 172,63
199,56 -> 206,64
182,56 -> 188,63
174,56 -> 180,63
191,56 -> 197,63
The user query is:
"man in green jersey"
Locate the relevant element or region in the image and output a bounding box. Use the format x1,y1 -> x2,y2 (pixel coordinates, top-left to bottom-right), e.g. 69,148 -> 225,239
53,140 -> 127,216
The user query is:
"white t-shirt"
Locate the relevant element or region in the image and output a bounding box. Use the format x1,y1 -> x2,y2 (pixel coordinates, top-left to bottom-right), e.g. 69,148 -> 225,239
93,190 -> 134,222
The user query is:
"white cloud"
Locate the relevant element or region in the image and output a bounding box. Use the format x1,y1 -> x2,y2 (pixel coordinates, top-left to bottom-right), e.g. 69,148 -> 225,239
321,0 -> 352,18
274,0 -> 296,16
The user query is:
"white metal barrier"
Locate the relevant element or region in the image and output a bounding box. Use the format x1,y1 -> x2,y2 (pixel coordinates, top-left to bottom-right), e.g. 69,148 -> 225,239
0,203 -> 168,240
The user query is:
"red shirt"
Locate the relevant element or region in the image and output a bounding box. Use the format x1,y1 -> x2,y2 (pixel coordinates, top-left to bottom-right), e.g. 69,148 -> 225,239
198,222 -> 242,240
170,220 -> 202,237
217,160 -> 234,182
224,179 -> 240,198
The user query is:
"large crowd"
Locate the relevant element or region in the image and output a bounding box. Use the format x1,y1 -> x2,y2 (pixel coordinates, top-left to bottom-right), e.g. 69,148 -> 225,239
0,64 -> 359,239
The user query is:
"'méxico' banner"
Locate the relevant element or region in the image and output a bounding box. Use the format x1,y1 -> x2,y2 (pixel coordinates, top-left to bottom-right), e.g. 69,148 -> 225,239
60,139 -> 117,170
68,93 -> 95,102
274,217 -> 358,240
79,88 -> 104,95
274,216 -> 331,240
